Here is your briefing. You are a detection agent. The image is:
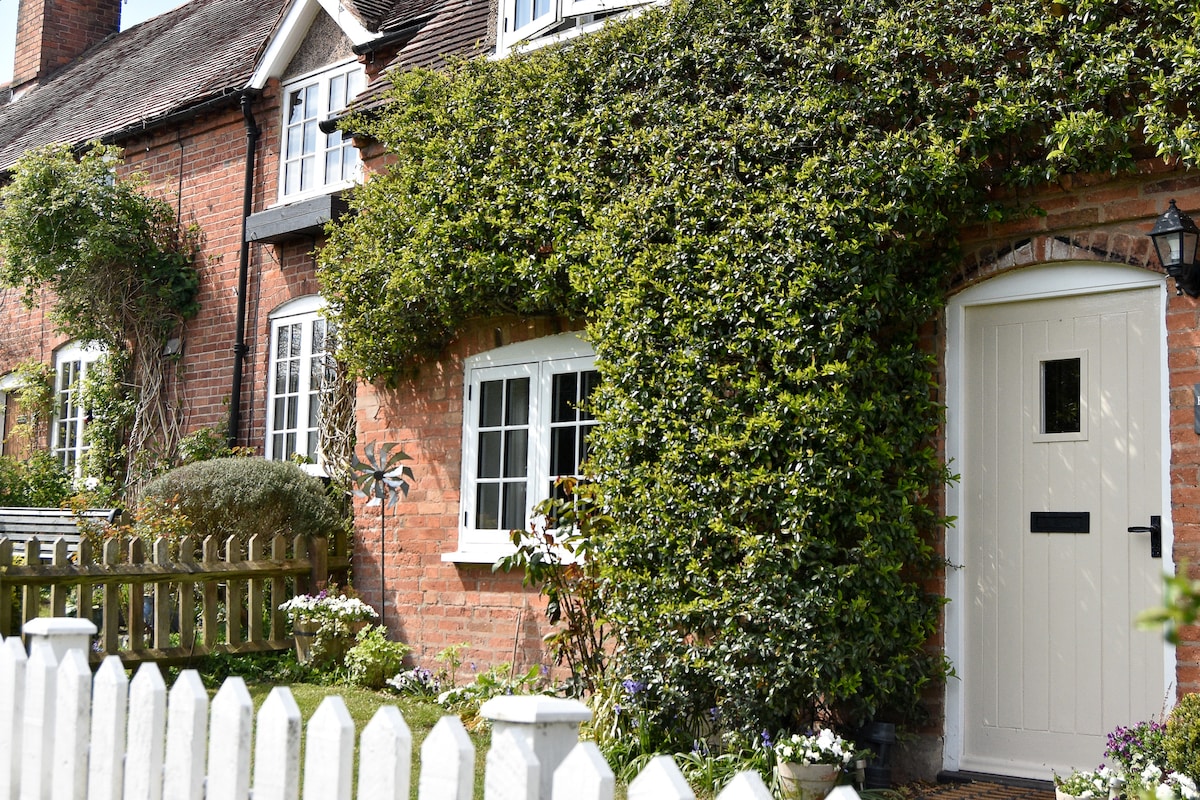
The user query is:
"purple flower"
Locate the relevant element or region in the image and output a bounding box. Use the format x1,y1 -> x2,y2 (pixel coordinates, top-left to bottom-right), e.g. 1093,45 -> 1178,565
622,678 -> 645,695
761,730 -> 773,749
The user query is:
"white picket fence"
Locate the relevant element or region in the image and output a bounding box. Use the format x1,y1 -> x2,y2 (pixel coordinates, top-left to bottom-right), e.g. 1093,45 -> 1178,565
0,618 -> 856,800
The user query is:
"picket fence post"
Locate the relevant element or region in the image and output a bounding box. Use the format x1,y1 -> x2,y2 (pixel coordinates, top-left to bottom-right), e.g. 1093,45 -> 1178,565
87,656 -> 128,800
358,705 -> 412,800
0,636 -> 26,800
20,633 -> 57,800
50,649 -> 92,800
162,671 -> 207,800
551,741 -> 614,800
0,618 -> 866,800
418,715 -> 475,800
254,687 -> 302,800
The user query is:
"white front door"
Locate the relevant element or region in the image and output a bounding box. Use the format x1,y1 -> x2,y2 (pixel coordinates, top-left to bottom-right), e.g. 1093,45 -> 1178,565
949,266 -> 1170,780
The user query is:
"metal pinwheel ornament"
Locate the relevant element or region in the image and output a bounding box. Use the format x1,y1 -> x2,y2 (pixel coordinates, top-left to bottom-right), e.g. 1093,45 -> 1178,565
350,441 -> 413,629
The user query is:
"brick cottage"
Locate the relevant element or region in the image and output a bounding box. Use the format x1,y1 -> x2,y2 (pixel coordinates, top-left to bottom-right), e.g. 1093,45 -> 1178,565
0,0 -> 1194,784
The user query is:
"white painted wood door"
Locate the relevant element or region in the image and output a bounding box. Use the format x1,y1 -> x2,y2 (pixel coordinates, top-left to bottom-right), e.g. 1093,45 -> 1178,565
960,285 -> 1166,779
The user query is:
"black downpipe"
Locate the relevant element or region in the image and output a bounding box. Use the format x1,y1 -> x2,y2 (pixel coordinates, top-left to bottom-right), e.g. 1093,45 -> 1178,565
228,91 -> 260,448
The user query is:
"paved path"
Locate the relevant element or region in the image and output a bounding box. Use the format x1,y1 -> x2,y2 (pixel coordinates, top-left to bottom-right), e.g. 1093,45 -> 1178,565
911,780 -> 1055,800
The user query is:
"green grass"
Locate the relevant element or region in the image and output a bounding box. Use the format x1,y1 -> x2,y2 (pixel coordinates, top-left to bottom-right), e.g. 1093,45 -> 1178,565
240,681 -> 489,797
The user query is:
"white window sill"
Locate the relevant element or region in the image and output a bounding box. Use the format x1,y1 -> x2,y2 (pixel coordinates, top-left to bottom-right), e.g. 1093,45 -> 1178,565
441,545 -> 517,565
442,537 -> 582,567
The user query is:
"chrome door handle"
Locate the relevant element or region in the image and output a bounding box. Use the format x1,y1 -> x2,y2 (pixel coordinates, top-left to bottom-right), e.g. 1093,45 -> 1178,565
1127,515 -> 1162,558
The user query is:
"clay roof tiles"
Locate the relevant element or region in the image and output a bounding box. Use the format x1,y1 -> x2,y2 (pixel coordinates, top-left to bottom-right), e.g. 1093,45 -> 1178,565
0,0 -> 288,171
0,0 -> 490,171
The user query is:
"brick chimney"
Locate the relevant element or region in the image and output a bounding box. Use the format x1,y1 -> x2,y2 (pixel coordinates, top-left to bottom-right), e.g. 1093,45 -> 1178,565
11,0 -> 120,93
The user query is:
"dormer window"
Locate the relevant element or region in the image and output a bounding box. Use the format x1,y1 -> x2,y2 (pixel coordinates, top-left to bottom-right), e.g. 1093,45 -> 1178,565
498,0 -> 648,54
279,60 -> 365,201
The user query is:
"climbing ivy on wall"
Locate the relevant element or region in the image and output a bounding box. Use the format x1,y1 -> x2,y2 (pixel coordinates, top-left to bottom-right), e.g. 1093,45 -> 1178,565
320,0 -> 1200,746
0,143 -> 200,496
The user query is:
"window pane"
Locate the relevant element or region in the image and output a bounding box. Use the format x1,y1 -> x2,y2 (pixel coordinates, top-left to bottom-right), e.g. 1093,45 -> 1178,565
478,431 -> 502,478
1043,358 -> 1081,434
502,482 -> 527,530
288,360 -> 300,393
285,396 -> 298,429
329,73 -> 347,111
552,372 -> 577,423
579,370 -> 599,420
284,162 -> 301,196
504,430 -> 528,477
479,380 -> 503,428
551,427 -> 576,477
325,148 -> 342,185
303,120 -> 318,156
515,0 -> 531,27
287,88 -> 306,125
505,377 -> 529,426
477,484 -> 500,530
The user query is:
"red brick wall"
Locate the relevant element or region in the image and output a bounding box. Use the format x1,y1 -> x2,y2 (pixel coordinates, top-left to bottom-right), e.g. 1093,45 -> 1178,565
0,73 -> 329,458
352,316 -> 580,675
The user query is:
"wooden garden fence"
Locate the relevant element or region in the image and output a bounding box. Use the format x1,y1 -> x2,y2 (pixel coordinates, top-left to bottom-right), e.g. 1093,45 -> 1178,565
0,619 -> 842,800
0,531 -> 350,666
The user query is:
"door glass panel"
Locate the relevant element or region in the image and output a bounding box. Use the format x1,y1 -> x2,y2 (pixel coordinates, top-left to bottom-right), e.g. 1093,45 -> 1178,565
1043,358 -> 1081,434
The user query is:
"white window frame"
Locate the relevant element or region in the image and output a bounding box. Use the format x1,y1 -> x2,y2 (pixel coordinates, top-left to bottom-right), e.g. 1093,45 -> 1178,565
278,59 -> 365,203
265,296 -> 335,472
51,341 -> 105,479
496,0 -> 648,54
0,371 -> 22,457
447,332 -> 597,563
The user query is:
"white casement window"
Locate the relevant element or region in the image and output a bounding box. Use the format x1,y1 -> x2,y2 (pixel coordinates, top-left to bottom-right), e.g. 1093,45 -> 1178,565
279,60 -> 365,201
266,297 -> 335,467
497,0 -> 648,53
51,341 -> 104,478
449,332 -> 598,562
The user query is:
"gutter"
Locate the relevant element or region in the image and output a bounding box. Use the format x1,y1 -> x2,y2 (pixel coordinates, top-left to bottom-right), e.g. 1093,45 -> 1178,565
227,90 -> 261,449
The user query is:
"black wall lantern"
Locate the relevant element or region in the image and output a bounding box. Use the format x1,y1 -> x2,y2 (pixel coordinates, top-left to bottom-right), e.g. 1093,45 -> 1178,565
1150,199 -> 1200,297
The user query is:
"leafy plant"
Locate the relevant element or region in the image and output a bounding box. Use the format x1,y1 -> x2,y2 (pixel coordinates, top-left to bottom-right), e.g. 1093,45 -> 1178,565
0,453 -> 71,508
1107,720 -> 1168,777
7,360 -> 54,452
1053,768 -> 1119,799
494,477 -> 609,696
436,642 -> 469,689
1167,694 -> 1200,783
280,587 -> 378,672
345,624 -> 412,689
387,665 -> 442,697
0,143 -> 200,495
437,663 -> 548,725
319,0 -> 1200,753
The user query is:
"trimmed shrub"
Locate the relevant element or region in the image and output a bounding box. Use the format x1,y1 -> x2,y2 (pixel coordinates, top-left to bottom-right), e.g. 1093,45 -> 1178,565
140,457 -> 348,546
1167,693 -> 1200,781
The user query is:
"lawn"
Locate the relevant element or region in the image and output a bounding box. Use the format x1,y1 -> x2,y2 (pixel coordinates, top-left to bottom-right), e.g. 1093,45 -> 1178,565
240,681 -> 490,797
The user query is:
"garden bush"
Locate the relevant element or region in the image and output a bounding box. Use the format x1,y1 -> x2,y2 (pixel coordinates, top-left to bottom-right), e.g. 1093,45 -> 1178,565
1167,694 -> 1200,781
0,453 -> 71,508
322,0 -> 1200,752
140,457 -> 348,546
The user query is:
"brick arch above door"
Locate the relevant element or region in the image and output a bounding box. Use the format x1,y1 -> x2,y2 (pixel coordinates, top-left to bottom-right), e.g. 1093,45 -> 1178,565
954,229 -> 1161,292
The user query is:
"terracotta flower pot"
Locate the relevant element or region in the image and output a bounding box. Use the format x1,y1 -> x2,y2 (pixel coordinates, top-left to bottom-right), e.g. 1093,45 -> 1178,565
776,762 -> 840,800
